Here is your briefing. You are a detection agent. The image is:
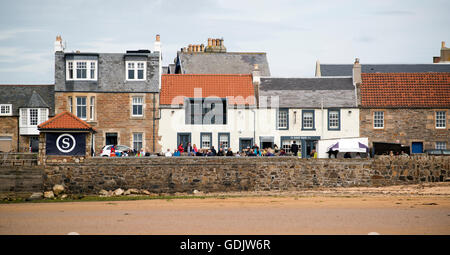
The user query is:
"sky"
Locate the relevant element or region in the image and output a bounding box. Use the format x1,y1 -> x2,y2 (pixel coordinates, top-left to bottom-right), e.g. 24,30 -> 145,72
0,0 -> 449,84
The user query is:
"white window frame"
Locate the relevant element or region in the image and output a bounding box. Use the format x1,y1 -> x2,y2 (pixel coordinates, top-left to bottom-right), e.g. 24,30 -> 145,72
0,104 -> 12,116
126,61 -> 146,81
133,133 -> 143,151
302,112 -> 314,130
66,60 -> 98,81
132,96 -> 144,117
68,96 -> 73,113
76,96 -> 87,120
328,110 -> 340,130
29,109 -> 38,126
436,142 -> 446,150
90,96 -> 95,121
39,108 -> 48,124
219,133 -> 229,149
201,133 -> 211,149
373,111 -> 384,129
277,109 -> 288,129
20,108 -> 48,126
435,111 -> 446,129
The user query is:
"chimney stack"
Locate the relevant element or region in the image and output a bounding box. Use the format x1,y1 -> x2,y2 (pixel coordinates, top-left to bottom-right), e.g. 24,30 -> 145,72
315,60 -> 321,77
352,58 -> 361,85
252,64 -> 261,84
154,34 -> 161,52
54,35 -> 64,52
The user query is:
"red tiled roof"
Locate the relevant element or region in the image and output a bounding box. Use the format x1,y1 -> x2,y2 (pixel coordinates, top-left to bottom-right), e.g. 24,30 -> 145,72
360,73 -> 450,108
160,74 -> 255,105
38,111 -> 94,130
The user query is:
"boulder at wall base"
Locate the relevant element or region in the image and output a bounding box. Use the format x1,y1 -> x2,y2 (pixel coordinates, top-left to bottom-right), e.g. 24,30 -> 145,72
44,191 -> 55,199
99,189 -> 109,196
53,184 -> 65,195
113,188 -> 124,196
27,192 -> 43,201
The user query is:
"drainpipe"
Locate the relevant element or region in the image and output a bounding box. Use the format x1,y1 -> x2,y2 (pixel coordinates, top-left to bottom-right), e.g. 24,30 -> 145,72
153,93 -> 156,153
17,117 -> 20,152
252,109 -> 256,145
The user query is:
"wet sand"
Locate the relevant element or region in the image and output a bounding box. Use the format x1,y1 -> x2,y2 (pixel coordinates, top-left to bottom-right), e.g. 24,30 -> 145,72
1,184 -> 449,235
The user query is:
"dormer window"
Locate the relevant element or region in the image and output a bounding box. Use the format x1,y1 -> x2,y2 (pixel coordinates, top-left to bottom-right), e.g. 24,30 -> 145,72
66,60 -> 97,80
0,104 -> 12,116
126,61 -> 146,80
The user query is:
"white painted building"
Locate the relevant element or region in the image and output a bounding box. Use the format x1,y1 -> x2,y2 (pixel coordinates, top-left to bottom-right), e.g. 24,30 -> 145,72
158,71 -> 360,157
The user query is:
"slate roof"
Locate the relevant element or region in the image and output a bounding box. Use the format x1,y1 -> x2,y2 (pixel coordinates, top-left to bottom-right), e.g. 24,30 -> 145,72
0,84 -> 55,116
55,52 -> 160,93
320,64 -> 450,76
38,111 -> 95,131
160,74 -> 255,105
360,72 -> 450,108
177,52 -> 270,76
259,77 -> 356,108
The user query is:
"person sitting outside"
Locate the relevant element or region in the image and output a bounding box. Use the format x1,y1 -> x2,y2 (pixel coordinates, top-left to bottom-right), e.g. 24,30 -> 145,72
274,144 -> 279,153
226,148 -> 234,156
206,149 -> 214,157
279,149 -> 286,156
173,149 -> 181,157
344,152 -> 351,158
211,146 -> 217,156
248,150 -> 256,157
193,144 -> 198,154
217,148 -> 225,156
178,143 -> 184,153
165,149 -> 172,157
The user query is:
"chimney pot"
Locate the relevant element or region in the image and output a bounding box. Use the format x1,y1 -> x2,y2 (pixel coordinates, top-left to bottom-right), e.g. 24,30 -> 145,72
442,41 -> 446,48
156,34 -> 160,42
253,64 -> 259,70
208,38 -> 212,47
354,58 -> 360,64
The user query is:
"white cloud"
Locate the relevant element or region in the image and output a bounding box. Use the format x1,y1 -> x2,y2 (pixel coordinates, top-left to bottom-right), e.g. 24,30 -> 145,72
0,28 -> 44,41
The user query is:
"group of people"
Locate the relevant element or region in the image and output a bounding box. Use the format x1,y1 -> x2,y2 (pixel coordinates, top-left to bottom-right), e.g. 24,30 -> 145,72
163,141 -> 315,157
164,142 -> 235,157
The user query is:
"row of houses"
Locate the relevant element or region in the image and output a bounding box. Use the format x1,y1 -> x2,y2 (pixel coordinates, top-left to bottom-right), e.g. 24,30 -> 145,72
0,35 -> 449,157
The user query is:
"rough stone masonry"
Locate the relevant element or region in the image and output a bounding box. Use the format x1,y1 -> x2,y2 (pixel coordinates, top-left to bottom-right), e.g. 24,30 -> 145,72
1,156 -> 449,194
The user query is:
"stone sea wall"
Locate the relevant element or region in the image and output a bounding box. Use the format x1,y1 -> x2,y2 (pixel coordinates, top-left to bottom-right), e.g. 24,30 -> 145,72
36,156 -> 450,194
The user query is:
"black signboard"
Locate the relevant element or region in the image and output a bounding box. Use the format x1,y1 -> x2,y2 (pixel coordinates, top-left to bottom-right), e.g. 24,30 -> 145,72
46,133 -> 86,156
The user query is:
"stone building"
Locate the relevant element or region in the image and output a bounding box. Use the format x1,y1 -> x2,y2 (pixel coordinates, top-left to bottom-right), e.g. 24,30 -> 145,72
53,35 -> 162,154
164,37 -> 271,76
159,73 -> 257,153
316,61 -> 450,77
356,69 -> 450,153
0,85 -> 54,152
258,76 -> 360,158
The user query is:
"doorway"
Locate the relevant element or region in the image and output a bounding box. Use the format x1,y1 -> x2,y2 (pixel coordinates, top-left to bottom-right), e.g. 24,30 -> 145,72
177,133 -> 191,151
239,138 -> 254,152
411,142 -> 423,154
105,133 -> 118,145
304,139 -> 318,158
29,136 -> 39,152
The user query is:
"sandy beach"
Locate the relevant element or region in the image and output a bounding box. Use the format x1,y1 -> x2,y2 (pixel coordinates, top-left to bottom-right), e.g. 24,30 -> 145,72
1,183 -> 449,235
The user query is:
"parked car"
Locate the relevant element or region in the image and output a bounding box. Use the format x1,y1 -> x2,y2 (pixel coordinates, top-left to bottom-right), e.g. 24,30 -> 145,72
424,149 -> 450,156
100,145 -> 132,157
